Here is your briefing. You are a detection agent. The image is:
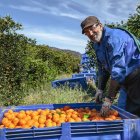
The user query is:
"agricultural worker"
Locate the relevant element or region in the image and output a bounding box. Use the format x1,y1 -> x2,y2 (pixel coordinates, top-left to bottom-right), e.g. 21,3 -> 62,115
117,88 -> 126,110
80,16 -> 140,117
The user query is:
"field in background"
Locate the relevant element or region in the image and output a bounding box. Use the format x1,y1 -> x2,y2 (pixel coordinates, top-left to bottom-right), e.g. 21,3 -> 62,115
0,74 -> 95,106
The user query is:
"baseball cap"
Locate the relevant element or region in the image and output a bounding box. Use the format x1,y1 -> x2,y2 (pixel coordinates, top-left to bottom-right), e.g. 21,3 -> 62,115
81,16 -> 100,34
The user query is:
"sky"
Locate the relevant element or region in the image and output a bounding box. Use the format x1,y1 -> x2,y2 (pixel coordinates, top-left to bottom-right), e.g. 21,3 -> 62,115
0,0 -> 139,54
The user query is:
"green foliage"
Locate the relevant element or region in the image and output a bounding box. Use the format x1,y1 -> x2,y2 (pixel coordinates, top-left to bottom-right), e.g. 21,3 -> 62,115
0,16 -> 81,106
125,5 -> 140,38
35,45 -> 80,74
85,41 -> 97,68
20,84 -> 90,105
0,16 -> 35,105
106,5 -> 140,38
25,58 -> 57,86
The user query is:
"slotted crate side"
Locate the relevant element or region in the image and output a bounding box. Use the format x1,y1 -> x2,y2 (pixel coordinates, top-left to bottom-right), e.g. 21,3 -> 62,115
51,77 -> 88,90
4,127 -> 62,140
72,73 -> 96,78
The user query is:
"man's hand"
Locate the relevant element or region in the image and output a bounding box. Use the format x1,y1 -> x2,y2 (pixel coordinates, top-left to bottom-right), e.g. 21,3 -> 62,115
95,89 -> 103,103
100,97 -> 112,117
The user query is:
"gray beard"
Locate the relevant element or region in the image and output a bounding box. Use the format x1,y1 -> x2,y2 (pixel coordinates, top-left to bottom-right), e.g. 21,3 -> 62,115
91,30 -> 102,43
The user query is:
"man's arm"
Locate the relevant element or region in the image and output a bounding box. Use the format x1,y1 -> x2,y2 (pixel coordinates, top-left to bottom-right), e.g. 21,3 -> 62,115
95,60 -> 110,103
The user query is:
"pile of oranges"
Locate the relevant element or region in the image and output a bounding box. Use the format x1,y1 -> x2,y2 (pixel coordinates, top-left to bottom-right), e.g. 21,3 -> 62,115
0,106 -> 121,129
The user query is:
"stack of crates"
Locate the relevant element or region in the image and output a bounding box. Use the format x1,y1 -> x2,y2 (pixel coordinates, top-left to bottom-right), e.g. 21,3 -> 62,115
51,77 -> 88,90
51,53 -> 96,90
0,103 -> 140,140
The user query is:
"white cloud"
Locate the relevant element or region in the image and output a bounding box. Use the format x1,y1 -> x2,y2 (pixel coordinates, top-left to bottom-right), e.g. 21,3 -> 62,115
19,28 -> 87,53
9,5 -> 48,14
8,0 -> 139,22
3,0 -> 139,53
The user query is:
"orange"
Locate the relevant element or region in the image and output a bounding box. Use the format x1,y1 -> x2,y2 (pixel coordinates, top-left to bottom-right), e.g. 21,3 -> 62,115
19,119 -> 26,126
46,113 -> 53,119
105,117 -> 113,121
40,110 -> 47,116
32,115 -> 39,121
33,121 -> 39,128
37,109 -> 42,114
22,124 -> 30,129
6,113 -> 15,120
52,122 -> 57,127
15,126 -> 21,128
60,113 -> 66,119
26,120 -> 34,127
19,110 -> 25,114
4,112 -> 10,117
91,109 -> 97,112
38,117 -> 46,124
2,119 -> 11,127
39,115 -> 46,120
0,125 -> 4,129
30,112 -> 37,118
39,124 -> 45,128
45,121 -> 53,127
56,122 -> 61,126
13,112 -> 18,117
75,117 -> 82,122
17,113 -> 25,119
109,115 -> 116,120
63,106 -> 71,111
12,118 -> 19,125
25,115 -> 31,121
50,110 -> 56,114
44,109 -> 50,115
2,117 -> 9,125
90,112 -> 97,117
82,118 -> 90,122
113,110 -> 119,116
71,114 -> 78,120
58,118 -> 65,124
8,123 -> 15,129
8,109 -> 14,114
66,109 -> 74,113
67,118 -> 75,122
25,110 -> 31,115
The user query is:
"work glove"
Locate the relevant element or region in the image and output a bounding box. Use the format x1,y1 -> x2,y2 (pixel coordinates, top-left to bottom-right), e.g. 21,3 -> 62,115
100,97 -> 112,117
95,89 -> 103,103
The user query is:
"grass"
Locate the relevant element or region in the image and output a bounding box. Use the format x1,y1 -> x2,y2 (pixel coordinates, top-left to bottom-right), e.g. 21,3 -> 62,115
0,73 -> 97,106
20,83 -> 95,105
0,73 -> 120,107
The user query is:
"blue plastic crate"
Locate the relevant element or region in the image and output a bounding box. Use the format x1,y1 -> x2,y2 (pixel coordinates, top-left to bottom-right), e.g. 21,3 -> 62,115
51,77 -> 88,90
0,103 -> 140,140
72,73 -> 96,81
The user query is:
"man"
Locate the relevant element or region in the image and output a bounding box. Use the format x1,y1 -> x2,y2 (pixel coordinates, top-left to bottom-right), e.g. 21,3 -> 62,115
81,16 -> 140,117
117,88 -> 126,110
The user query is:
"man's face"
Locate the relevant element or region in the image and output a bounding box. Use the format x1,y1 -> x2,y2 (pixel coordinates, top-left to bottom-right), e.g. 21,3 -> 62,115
83,24 -> 103,43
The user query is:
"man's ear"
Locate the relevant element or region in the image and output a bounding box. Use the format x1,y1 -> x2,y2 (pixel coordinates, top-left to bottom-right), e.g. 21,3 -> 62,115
99,23 -> 103,30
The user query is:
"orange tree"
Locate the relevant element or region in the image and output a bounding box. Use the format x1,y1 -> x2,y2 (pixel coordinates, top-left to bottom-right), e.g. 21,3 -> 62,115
0,16 -> 36,105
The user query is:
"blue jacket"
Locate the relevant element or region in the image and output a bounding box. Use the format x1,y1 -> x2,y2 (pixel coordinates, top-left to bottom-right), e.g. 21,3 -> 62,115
93,26 -> 140,83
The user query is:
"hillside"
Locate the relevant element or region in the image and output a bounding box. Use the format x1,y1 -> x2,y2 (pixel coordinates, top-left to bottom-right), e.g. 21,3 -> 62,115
50,46 -> 82,58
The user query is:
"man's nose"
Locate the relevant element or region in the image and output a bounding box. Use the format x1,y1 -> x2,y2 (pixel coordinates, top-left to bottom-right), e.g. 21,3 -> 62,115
86,30 -> 93,36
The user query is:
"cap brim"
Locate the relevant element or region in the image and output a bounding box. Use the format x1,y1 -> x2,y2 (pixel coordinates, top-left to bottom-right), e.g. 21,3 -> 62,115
82,23 -> 94,34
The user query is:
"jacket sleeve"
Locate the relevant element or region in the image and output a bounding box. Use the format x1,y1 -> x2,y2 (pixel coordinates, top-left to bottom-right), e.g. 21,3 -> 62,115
106,35 -> 127,98
108,36 -> 126,83
97,59 -> 110,90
